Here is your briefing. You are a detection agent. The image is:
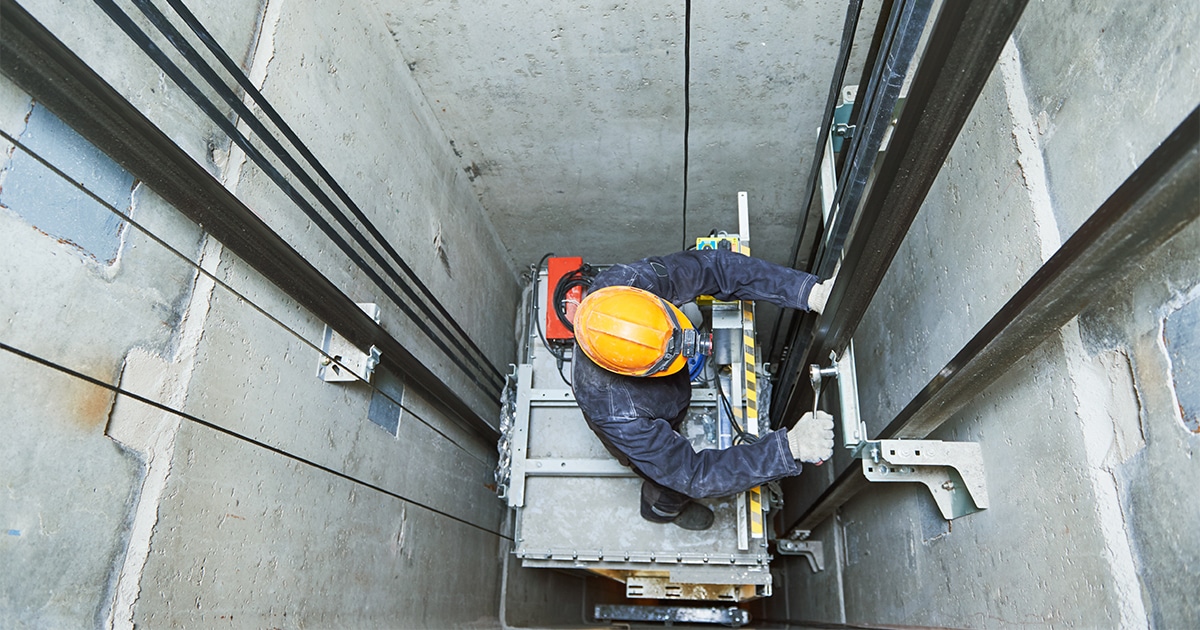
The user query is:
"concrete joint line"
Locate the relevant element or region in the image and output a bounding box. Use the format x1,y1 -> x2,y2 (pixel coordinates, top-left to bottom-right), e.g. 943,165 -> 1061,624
1005,37 -> 1148,627
997,37 -> 1060,262
222,0 -> 283,194
1060,320 -> 1150,629
104,227 -> 225,628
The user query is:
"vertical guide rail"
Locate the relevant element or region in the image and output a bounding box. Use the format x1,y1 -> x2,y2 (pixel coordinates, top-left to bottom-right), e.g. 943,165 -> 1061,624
786,107 -> 1199,534
773,0 -> 1030,432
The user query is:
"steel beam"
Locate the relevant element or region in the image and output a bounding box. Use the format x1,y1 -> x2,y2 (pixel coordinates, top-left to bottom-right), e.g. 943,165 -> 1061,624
774,0 -> 1030,429
787,108 -> 1200,532
0,0 -> 498,439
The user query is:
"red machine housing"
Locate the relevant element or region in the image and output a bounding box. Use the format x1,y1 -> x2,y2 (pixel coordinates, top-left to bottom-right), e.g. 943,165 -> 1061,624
545,256 -> 583,340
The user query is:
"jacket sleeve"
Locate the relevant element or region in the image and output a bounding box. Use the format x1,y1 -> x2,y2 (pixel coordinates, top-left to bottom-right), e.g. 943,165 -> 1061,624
584,412 -> 801,499
597,248 -> 820,310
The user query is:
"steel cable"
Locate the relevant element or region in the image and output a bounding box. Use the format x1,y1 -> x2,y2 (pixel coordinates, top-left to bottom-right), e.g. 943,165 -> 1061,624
92,0 -> 503,400
0,127 -> 489,466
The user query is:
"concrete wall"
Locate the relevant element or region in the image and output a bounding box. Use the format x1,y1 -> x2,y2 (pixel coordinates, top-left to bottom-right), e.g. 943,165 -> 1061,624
1,0 -> 534,627
3,0 -> 1195,627
779,2 -> 1198,628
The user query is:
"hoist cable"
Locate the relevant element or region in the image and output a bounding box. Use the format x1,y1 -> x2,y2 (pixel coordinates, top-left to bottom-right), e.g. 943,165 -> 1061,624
150,0 -> 503,390
0,340 -> 508,540
1,125 -> 487,463
680,0 -> 693,251
125,0 -> 502,393
91,0 -> 501,398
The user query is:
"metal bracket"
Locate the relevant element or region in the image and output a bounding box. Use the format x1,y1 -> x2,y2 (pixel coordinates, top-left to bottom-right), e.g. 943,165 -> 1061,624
808,345 -> 867,448
317,303 -> 381,383
854,439 -> 989,520
775,530 -> 824,573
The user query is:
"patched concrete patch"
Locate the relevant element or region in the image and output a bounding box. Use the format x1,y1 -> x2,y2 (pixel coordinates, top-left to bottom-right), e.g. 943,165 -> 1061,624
1163,293 -> 1199,432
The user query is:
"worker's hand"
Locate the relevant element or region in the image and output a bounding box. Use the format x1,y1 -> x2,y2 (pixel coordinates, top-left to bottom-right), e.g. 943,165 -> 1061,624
787,411 -> 835,464
807,276 -> 835,314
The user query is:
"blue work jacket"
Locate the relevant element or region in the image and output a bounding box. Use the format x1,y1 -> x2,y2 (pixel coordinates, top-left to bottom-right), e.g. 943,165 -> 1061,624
571,248 -> 819,499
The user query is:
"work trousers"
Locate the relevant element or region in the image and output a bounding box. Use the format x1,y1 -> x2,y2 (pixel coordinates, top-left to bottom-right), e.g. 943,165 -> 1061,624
588,406 -> 693,517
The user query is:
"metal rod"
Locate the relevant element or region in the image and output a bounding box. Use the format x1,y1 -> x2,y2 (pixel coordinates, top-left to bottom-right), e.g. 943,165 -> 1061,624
786,107 -> 1199,533
0,0 -> 499,439
773,0 -> 1030,429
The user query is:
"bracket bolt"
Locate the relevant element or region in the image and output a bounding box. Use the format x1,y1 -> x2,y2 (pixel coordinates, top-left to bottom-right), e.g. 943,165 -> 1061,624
942,481 -> 956,491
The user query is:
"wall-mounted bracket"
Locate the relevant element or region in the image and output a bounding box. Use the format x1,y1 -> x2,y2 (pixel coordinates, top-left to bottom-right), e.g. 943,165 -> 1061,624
317,303 -> 381,383
853,439 -> 989,520
775,530 -> 825,573
809,343 -> 867,448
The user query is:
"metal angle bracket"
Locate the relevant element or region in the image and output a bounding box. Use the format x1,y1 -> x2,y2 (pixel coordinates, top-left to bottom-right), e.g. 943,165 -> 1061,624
317,303 -> 382,383
775,531 -> 825,573
854,439 -> 989,520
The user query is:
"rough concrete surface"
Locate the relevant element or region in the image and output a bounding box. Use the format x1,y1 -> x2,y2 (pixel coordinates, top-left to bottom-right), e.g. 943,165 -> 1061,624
0,75 -> 206,626
1014,0 -> 1200,240
175,252 -> 503,529
1078,219 -> 1200,628
853,59 -> 1044,437
784,335 -> 1133,628
133,421 -> 504,628
19,0 -> 267,178
232,0 -> 520,419
782,1 -> 1199,626
2,0 -> 1197,627
378,0 -> 860,276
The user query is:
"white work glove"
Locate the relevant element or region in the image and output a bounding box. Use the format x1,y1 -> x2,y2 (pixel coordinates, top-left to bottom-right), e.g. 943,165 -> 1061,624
807,277 -> 834,314
787,410 -> 835,464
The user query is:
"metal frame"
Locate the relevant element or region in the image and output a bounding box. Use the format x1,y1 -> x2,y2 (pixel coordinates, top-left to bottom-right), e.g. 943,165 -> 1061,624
788,107 -> 1199,533
0,0 -> 499,439
857,439 -> 989,520
503,363 -> 719,508
595,604 -> 750,627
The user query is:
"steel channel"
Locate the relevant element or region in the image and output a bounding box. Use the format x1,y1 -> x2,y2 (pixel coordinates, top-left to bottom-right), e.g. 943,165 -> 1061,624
0,0 -> 498,439
814,0 -> 934,279
769,0 -> 864,360
787,108 -> 1199,533
774,0 -> 1029,429
772,0 -> 939,428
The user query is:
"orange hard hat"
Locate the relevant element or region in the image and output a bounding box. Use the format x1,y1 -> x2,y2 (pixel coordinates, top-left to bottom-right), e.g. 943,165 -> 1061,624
574,286 -> 704,377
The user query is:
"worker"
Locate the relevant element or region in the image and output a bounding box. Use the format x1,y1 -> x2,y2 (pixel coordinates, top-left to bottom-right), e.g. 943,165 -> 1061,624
571,248 -> 836,530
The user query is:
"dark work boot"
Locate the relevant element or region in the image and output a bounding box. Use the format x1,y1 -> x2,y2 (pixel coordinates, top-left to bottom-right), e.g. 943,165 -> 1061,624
670,502 -> 715,531
640,499 -> 715,531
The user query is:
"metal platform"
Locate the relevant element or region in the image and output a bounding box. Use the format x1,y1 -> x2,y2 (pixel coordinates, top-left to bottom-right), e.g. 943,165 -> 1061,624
496,245 -> 775,603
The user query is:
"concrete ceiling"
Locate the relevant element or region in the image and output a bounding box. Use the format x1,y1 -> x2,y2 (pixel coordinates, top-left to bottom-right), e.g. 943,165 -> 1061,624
378,0 -> 873,272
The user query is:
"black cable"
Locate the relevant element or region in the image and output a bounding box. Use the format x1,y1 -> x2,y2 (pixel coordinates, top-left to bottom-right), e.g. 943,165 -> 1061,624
530,254 -> 564,362
0,340 -> 508,540
151,0 -> 503,390
680,0 -> 692,251
144,0 -> 502,392
0,127 -> 488,464
551,264 -> 594,333
715,369 -> 760,445
529,254 -> 578,387
102,0 -> 503,397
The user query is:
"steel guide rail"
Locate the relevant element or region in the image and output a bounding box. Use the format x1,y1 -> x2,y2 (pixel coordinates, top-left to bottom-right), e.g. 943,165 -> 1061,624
787,107 -> 1199,533
773,0 -> 1030,431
